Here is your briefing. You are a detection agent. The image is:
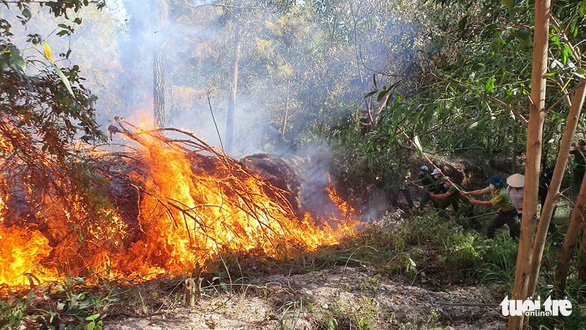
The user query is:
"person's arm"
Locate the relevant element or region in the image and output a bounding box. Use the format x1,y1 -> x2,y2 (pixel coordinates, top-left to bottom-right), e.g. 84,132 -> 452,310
469,199 -> 492,206
431,191 -> 452,200
460,189 -> 485,196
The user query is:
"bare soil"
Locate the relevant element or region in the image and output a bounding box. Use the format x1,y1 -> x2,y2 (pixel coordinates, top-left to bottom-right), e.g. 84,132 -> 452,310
104,266 -> 506,329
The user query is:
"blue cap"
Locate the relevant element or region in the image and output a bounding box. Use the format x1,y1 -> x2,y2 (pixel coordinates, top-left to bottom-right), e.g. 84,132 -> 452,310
487,175 -> 504,188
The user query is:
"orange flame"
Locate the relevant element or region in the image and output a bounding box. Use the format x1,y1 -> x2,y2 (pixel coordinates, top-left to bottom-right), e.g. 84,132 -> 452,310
0,124 -> 360,291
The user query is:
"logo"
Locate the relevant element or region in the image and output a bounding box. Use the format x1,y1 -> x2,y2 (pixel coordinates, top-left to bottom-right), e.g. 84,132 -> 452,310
500,295 -> 572,317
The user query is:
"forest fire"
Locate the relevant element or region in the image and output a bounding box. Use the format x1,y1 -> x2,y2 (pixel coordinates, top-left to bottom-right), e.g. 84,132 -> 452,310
0,120 -> 360,292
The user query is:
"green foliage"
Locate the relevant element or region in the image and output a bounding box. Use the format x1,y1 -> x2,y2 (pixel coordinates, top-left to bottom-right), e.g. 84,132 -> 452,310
475,233 -> 518,291
363,0 -> 586,165
0,293 -> 29,328
0,276 -> 125,329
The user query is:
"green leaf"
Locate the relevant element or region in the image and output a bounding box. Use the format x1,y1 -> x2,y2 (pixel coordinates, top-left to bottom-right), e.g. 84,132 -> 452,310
543,70 -> 559,78
491,37 -> 503,54
458,15 -> 468,33
561,44 -> 574,64
364,90 -> 378,98
502,0 -> 514,9
485,77 -> 495,93
51,63 -> 75,98
376,89 -> 390,102
550,35 -> 561,49
9,46 -> 25,69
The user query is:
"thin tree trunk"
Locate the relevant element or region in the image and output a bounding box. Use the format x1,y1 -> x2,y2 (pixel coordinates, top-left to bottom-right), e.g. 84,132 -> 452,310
554,171 -> 586,297
508,0 -> 551,329
578,211 -> 586,281
281,79 -> 290,136
226,19 -> 241,154
152,0 -> 168,128
536,79 -> 586,298
512,124 -> 518,173
154,52 -> 166,127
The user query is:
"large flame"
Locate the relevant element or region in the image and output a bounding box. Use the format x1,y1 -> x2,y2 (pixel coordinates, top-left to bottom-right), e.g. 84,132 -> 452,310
0,123 -> 360,291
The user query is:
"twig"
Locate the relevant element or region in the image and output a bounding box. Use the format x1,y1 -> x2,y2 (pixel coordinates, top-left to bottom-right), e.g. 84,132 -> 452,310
435,302 -> 500,307
468,211 -> 499,219
206,91 -> 225,151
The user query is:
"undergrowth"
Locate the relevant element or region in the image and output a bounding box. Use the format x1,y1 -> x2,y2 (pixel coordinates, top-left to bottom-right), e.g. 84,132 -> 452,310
2,208 -> 585,329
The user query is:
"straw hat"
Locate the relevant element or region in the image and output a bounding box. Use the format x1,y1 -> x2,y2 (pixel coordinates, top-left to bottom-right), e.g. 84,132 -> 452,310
506,173 -> 525,188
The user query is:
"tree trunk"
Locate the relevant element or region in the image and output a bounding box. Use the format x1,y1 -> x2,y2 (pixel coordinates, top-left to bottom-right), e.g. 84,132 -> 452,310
554,170 -> 586,296
225,10 -> 242,154
281,79 -> 290,136
508,0 -> 551,329
578,212 -> 586,281
152,0 -> 168,128
538,79 -> 586,297
154,51 -> 166,127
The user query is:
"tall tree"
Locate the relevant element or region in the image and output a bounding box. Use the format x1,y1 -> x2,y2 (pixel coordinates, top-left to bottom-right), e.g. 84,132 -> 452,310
225,1 -> 242,154
509,0 -> 551,329
153,0 -> 169,127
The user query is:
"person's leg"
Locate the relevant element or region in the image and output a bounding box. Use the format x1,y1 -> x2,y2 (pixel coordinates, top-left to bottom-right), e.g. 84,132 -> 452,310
400,188 -> 414,209
574,166 -> 585,191
487,212 -> 507,239
452,200 -> 460,213
505,212 -> 521,238
420,192 -> 431,209
389,189 -> 399,207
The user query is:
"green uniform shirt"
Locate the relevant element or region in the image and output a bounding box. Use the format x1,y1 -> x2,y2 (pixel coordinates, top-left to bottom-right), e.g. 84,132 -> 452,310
419,173 -> 434,187
427,175 -> 448,193
444,182 -> 466,203
481,186 -> 515,211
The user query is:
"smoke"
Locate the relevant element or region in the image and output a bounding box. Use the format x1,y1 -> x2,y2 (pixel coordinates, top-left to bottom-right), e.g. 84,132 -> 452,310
3,1 -> 423,221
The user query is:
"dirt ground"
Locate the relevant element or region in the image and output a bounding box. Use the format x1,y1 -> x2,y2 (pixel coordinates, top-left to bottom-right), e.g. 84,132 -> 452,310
103,266 -> 506,329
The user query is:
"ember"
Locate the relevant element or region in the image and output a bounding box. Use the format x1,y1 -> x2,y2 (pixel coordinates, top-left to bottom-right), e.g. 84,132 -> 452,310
0,119 -> 360,291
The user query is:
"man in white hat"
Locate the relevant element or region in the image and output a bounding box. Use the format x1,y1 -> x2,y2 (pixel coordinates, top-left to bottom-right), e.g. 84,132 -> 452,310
418,167 -> 448,209
506,173 -> 525,220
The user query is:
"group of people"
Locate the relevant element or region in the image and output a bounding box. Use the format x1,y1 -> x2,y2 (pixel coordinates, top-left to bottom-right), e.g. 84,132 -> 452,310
416,166 -> 525,239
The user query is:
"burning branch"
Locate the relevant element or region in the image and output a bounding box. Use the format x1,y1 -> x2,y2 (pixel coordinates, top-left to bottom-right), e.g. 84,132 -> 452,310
0,119 -> 359,291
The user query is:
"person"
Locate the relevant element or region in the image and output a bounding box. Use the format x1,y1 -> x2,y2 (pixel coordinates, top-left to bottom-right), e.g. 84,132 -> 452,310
460,175 -> 520,239
570,140 -> 586,190
429,168 -> 448,191
417,165 -> 435,209
506,173 -> 524,220
419,168 -> 447,209
359,110 -> 372,134
430,177 -> 465,215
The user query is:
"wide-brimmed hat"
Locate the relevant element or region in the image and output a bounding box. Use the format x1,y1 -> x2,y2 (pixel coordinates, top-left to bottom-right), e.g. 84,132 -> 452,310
420,165 -> 429,172
507,173 -> 525,188
431,168 -> 442,176
487,175 -> 504,188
